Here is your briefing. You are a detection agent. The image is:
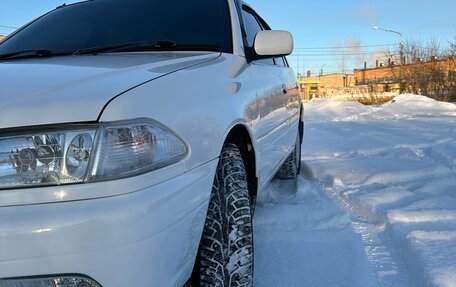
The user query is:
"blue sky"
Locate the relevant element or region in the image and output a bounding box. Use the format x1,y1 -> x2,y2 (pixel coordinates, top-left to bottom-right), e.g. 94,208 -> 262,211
1,0 -> 455,74
248,0 -> 456,74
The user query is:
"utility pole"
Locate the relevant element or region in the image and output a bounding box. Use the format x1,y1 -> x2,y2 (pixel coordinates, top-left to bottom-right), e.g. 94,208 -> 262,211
342,47 -> 345,75
320,64 -> 325,78
297,53 -> 300,76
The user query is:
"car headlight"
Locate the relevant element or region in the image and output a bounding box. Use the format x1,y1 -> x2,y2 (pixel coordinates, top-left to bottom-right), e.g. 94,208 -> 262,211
0,274 -> 101,287
0,119 -> 187,190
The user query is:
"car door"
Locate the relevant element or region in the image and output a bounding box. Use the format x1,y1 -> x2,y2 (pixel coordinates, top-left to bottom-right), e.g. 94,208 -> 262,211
240,5 -> 298,188
274,56 -> 301,148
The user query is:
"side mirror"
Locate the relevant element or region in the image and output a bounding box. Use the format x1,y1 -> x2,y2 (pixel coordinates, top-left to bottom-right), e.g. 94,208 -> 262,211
253,30 -> 293,58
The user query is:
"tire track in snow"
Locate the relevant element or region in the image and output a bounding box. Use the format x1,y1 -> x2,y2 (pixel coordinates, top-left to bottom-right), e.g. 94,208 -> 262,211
254,173 -> 375,287
323,180 -> 421,287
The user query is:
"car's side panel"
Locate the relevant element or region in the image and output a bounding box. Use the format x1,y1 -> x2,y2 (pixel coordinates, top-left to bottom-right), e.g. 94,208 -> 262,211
247,62 -> 293,187
280,64 -> 301,123
258,119 -> 300,190
234,2 -> 301,187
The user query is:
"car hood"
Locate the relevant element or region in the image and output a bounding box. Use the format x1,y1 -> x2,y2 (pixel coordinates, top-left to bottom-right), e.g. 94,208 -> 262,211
0,52 -> 219,129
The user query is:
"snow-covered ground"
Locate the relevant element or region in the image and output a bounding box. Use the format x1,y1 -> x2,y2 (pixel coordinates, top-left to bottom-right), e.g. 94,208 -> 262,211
254,94 -> 456,287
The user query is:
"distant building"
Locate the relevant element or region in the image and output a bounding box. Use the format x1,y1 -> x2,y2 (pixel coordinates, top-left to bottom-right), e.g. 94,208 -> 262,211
0,35 -> 5,42
354,57 -> 456,97
298,72 -> 366,101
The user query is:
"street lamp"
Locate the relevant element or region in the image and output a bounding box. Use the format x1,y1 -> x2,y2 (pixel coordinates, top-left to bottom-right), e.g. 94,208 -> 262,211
372,26 -> 403,64
372,26 -> 404,93
372,26 -> 402,38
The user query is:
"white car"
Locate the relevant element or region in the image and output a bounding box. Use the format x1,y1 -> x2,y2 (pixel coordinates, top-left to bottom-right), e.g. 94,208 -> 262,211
0,0 -> 302,286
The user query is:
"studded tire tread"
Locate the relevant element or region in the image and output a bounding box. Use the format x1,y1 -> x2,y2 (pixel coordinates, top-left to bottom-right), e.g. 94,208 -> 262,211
198,144 -> 253,287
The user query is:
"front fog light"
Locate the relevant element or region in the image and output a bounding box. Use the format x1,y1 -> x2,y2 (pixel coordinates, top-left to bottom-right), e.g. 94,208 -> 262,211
0,274 -> 102,287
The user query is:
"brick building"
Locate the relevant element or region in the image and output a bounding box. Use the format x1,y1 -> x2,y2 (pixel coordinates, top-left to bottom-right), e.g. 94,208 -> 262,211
298,72 -> 367,101
298,57 -> 455,103
354,57 -> 456,95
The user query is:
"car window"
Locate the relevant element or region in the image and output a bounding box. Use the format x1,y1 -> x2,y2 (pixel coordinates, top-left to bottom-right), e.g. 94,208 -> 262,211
255,13 -> 272,31
275,57 -> 288,67
0,0 -> 233,55
242,8 -> 262,47
242,7 -> 274,65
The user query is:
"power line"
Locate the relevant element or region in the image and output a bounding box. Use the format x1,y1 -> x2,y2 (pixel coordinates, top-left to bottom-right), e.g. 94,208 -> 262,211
301,67 -> 350,69
293,44 -> 450,53
0,25 -> 18,29
293,44 -> 396,50
299,70 -> 356,74
288,52 -> 400,57
288,58 -> 364,61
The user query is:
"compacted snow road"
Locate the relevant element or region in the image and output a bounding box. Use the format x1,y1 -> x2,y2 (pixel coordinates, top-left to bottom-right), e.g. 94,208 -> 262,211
254,176 -> 375,287
254,95 -> 456,287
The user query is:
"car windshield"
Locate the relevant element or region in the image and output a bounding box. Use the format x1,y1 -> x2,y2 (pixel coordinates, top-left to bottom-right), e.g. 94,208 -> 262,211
0,0 -> 232,56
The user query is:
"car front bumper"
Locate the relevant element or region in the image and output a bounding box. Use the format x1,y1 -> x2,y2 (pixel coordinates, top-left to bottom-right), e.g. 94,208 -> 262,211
0,159 -> 218,287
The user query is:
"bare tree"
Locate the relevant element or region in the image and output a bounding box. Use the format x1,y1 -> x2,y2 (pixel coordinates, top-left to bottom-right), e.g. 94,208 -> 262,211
379,37 -> 455,101
449,34 -> 456,57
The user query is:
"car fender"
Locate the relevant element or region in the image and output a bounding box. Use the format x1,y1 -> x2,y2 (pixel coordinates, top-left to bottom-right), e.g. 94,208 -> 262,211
99,53 -> 260,176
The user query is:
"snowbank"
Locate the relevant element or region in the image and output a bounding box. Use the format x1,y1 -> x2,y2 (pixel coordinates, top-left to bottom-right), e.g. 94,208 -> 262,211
305,97 -> 373,122
305,94 -> 456,122
376,94 -> 456,120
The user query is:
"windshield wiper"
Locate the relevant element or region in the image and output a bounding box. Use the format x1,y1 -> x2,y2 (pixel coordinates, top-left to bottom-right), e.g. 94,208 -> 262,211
73,42 -> 156,55
0,50 -> 54,61
74,40 -> 220,55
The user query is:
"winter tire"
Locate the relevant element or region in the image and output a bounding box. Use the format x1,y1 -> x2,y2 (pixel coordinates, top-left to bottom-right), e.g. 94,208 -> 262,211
276,134 -> 301,179
196,143 -> 254,287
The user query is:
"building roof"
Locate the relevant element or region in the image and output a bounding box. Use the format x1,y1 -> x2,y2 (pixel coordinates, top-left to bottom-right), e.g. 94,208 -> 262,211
355,57 -> 454,72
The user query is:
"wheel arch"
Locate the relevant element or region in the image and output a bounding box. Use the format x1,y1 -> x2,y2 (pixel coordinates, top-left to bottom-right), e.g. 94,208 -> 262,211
299,102 -> 304,144
223,123 -> 258,209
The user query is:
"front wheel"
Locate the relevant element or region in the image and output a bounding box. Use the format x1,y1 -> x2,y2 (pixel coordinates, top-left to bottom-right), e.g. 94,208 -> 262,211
196,144 -> 254,287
